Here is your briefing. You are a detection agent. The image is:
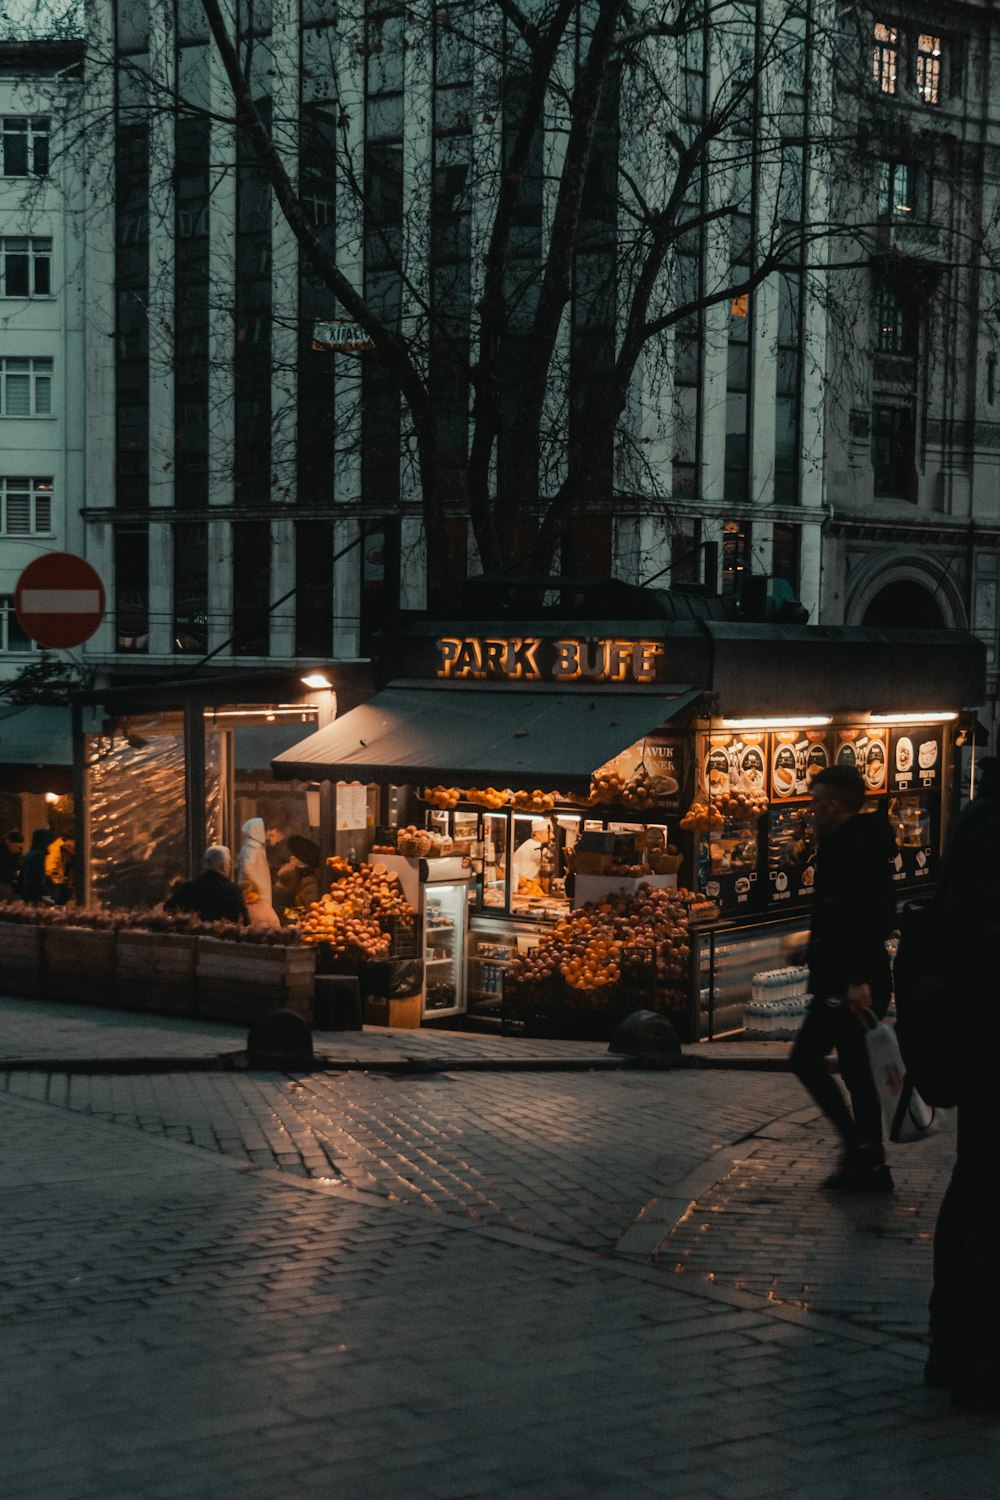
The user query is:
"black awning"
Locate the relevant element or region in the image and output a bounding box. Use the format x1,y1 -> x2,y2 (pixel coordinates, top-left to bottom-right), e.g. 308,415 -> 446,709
271,682 -> 702,789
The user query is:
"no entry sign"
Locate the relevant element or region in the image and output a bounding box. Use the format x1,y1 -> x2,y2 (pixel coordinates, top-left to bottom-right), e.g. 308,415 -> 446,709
15,552 -> 106,649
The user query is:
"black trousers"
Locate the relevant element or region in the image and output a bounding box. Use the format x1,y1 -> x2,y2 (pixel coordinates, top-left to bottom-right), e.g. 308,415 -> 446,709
930,1047 -> 1000,1377
790,995 -> 883,1155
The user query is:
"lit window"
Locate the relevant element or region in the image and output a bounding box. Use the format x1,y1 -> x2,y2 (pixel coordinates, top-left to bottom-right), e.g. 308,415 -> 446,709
0,357 -> 52,416
0,477 -> 53,534
731,292 -> 749,319
878,161 -> 914,217
1,117 -> 50,176
0,236 -> 51,296
916,34 -> 942,104
873,23 -> 898,94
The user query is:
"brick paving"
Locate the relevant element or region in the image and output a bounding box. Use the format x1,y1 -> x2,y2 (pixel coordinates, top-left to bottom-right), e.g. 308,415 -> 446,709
2,992 -> 999,1497
2,1083 -> 998,1500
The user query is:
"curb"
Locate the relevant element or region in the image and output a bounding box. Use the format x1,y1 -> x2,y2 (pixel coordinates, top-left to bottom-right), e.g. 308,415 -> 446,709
0,1048 -> 793,1076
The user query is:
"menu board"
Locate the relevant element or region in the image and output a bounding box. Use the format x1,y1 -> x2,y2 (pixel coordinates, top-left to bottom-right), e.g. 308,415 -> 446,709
702,731 -> 767,795
593,732 -> 689,811
769,728 -> 832,801
833,726 -> 889,794
889,726 -> 943,792
767,804 -> 817,906
888,793 -> 937,886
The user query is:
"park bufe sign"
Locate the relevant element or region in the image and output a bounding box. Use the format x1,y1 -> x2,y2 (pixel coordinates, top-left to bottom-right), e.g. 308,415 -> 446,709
435,635 -> 666,684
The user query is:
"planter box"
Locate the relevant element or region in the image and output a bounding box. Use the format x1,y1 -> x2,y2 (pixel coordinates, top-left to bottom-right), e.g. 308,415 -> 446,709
43,926 -> 117,1006
116,931 -> 198,1017
195,938 -> 315,1024
0,922 -> 44,997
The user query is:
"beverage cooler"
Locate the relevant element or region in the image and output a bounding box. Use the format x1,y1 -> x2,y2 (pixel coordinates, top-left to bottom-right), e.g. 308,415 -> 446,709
422,876 -> 469,1018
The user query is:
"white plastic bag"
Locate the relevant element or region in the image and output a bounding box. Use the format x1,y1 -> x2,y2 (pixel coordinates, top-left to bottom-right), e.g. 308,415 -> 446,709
864,1014 -> 938,1144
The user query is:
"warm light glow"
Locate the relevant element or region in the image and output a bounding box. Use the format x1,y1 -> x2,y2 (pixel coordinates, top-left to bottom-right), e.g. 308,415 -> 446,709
719,716 -> 832,730
44,791 -> 59,803
301,672 -> 333,689
867,711 -> 958,724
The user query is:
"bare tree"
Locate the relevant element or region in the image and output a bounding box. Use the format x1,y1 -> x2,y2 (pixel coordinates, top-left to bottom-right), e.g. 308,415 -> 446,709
77,0 -> 1000,582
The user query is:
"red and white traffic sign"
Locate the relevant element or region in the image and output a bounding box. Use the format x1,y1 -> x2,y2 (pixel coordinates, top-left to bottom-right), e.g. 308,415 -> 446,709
15,552 -> 106,649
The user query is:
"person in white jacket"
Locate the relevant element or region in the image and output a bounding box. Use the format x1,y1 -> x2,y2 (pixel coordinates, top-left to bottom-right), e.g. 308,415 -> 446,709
236,816 -> 281,927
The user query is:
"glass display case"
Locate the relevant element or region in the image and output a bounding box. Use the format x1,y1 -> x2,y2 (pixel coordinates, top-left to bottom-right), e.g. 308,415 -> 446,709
422,880 -> 468,1016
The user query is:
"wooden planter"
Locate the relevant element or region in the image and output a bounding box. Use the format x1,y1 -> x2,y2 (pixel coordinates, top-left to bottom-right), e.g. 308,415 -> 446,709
43,926 -> 117,1006
0,922 -> 44,997
195,938 -> 315,1024
116,931 -> 198,1017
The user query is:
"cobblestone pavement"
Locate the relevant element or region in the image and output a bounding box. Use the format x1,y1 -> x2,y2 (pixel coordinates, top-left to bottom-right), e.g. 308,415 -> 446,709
0,1067 -> 799,1249
3,1081 -> 999,1500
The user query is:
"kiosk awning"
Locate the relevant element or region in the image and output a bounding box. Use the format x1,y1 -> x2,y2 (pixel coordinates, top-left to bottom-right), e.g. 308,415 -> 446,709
271,682 -> 703,789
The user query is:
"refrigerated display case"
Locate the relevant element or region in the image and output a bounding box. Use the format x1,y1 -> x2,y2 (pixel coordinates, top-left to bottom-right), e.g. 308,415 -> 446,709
422,879 -> 469,1017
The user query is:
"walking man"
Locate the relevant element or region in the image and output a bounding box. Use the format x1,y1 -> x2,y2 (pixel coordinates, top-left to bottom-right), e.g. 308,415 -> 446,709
791,765 -> 896,1192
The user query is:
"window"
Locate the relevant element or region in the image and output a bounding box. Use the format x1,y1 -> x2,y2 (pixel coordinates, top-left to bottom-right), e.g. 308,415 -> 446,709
878,161 -> 914,217
916,33 -> 941,104
873,22 -> 898,94
872,405 -> 913,498
0,237 -> 51,296
1,116 -> 49,176
0,357 -> 52,415
114,524 -> 149,653
0,477 -> 52,534
721,519 -> 751,598
0,594 -> 34,652
875,287 -> 915,354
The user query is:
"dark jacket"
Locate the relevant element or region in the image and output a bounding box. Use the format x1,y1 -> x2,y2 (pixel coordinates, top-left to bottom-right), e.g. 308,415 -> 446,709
807,810 -> 896,1014
165,868 -> 249,924
16,828 -> 58,904
935,779 -> 1000,1002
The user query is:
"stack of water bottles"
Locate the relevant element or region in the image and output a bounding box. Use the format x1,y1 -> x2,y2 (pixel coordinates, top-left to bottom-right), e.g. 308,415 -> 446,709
744,966 -> 811,1040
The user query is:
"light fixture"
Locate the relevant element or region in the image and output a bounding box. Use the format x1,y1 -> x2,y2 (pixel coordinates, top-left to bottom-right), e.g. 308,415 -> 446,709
719,716 -> 832,730
44,791 -> 59,804
301,672 -> 333,689
867,711 -> 958,725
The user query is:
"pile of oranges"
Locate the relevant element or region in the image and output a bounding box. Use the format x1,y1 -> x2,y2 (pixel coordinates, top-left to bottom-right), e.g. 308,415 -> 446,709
507,885 -> 711,998
297,862 -> 415,964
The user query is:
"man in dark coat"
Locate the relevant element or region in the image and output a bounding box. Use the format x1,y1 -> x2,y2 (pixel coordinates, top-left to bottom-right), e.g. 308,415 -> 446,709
165,845 -> 249,924
790,765 -> 896,1192
925,756 -> 1000,1412
15,827 -> 59,904
0,827 -> 23,898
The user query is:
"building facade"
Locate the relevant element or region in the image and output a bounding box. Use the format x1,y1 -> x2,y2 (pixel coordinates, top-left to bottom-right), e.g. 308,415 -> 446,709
66,2 -> 1000,731
0,40 -> 85,678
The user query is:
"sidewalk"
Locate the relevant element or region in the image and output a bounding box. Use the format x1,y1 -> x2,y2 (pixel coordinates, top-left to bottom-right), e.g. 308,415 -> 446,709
1,1044 -> 992,1499
0,992 -> 792,1072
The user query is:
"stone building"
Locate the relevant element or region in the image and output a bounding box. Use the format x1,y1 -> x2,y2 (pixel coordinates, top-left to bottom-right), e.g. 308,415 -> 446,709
0,39 -> 85,676
66,1 -> 1000,732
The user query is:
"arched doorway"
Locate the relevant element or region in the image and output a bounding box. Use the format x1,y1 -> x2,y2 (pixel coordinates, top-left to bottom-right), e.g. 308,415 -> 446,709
862,579 -> 945,629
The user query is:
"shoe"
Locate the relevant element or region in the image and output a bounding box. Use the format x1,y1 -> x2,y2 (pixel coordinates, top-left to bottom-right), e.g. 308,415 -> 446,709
822,1152 -> 894,1193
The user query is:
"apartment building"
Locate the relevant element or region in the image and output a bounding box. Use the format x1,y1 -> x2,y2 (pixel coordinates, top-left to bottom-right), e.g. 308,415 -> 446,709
0,39 -> 85,676
68,2 -> 1000,733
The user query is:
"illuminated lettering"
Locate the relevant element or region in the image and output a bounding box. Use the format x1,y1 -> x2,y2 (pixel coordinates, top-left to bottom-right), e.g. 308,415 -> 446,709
634,641 -> 664,682
579,641 -> 608,679
436,637 -> 462,677
552,640 -> 580,679
507,638 -> 542,679
605,640 -> 631,682
434,636 -> 665,683
483,639 -> 507,676
453,639 -> 484,677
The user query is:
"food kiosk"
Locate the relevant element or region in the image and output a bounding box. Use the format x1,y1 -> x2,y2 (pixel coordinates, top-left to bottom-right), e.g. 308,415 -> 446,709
273,618 -> 986,1040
